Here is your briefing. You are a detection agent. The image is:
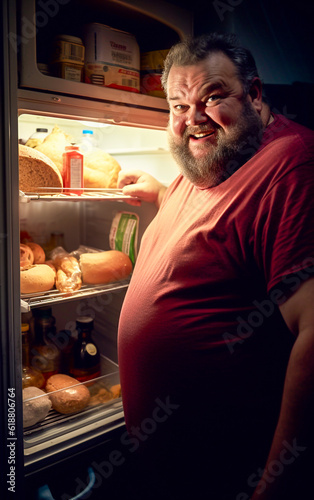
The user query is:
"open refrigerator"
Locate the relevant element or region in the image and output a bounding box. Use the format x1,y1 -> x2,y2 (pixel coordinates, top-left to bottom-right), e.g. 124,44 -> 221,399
0,0 -> 193,498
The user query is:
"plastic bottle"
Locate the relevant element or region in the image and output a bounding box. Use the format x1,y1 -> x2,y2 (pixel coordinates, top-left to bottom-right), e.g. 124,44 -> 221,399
69,316 -> 101,382
21,323 -> 45,389
62,145 -> 84,195
81,130 -> 97,153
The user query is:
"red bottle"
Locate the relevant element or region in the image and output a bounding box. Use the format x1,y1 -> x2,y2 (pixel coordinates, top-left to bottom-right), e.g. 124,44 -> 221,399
62,145 -> 84,195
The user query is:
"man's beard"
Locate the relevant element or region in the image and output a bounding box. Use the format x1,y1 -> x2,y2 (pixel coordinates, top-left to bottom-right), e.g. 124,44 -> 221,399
168,101 -> 264,188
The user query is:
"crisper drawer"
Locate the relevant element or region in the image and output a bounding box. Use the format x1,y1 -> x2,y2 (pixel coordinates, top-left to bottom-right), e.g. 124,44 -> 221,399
23,355 -> 123,460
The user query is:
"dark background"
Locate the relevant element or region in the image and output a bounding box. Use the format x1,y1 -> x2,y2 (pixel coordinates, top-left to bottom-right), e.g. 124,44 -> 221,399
166,0 -> 314,128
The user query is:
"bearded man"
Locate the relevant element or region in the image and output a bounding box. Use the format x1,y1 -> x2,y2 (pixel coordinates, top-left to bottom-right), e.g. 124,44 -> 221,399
117,33 -> 314,500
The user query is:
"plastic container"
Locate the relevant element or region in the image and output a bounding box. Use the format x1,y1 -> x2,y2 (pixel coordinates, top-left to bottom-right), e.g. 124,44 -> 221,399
84,23 -> 140,92
62,145 -> 84,195
51,35 -> 85,82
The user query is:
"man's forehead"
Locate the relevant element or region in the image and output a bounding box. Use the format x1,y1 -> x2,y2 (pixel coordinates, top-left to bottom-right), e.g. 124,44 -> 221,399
167,52 -> 239,95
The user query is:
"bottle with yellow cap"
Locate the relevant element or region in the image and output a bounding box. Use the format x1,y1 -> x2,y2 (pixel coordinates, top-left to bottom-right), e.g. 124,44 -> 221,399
21,323 -> 45,389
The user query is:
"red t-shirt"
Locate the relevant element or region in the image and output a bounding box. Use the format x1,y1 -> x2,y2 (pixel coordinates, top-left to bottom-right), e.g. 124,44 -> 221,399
118,115 -> 314,490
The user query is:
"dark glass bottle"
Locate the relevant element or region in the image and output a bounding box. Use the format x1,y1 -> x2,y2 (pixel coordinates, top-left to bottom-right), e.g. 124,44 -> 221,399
30,307 -> 61,383
21,323 -> 45,389
70,316 -> 101,382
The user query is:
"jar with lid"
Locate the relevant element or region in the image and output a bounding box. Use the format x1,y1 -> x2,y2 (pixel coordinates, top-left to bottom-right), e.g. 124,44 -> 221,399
25,128 -> 49,148
21,323 -> 45,389
62,145 -> 84,195
69,316 -> 101,382
30,307 -> 61,382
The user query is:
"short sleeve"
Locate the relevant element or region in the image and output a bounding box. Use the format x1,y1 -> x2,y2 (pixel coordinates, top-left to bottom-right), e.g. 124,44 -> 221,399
252,161 -> 314,296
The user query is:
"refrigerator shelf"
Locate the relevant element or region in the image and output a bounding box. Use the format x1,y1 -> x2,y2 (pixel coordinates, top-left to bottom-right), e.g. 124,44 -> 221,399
19,188 -> 137,202
21,280 -> 129,311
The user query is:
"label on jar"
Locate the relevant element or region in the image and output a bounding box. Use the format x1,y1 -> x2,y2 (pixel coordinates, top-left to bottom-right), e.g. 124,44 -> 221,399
86,343 -> 97,356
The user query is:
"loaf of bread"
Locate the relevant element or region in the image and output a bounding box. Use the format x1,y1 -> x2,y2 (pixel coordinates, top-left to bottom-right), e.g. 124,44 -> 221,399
19,144 -> 63,193
80,250 -> 132,284
83,150 -> 121,189
34,125 -> 72,174
23,386 -> 52,428
46,374 -> 91,414
20,264 -> 56,293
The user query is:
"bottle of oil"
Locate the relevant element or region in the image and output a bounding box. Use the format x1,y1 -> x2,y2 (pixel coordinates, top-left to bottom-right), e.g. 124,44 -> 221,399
69,316 -> 101,382
21,323 -> 45,389
30,307 -> 61,383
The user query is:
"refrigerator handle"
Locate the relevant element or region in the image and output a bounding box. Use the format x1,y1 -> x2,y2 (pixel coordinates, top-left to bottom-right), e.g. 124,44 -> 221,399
37,467 -> 96,500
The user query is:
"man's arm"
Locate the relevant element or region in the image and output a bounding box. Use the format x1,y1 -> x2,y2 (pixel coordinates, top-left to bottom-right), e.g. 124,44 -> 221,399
251,276 -> 314,499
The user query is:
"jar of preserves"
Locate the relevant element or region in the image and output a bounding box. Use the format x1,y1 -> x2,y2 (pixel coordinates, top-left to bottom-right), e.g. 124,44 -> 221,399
69,316 -> 101,382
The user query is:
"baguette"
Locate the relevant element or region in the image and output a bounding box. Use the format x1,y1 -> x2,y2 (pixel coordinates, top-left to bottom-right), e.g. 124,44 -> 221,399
52,253 -> 82,293
80,250 -> 132,284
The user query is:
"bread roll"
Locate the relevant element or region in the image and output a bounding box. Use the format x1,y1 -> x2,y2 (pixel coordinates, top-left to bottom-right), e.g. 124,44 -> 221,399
20,243 -> 34,270
20,264 -> 56,293
26,242 -> 45,264
80,250 -> 132,284
19,144 -> 63,193
46,374 -> 90,414
23,386 -> 52,428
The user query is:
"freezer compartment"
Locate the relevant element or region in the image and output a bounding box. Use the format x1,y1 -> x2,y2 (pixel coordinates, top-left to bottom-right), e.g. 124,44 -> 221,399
23,355 -> 121,452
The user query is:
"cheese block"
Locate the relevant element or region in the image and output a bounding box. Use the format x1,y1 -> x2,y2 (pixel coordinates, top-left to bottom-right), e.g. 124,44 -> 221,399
19,144 -> 63,193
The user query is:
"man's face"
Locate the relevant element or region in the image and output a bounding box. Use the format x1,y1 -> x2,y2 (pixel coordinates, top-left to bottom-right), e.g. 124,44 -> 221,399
166,51 -> 264,188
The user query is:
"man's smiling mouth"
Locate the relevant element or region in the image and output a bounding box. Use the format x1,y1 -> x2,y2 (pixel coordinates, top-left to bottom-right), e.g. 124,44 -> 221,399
190,130 -> 215,140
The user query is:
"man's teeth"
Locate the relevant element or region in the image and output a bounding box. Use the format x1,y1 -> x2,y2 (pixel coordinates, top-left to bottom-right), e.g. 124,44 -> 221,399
193,131 -> 213,138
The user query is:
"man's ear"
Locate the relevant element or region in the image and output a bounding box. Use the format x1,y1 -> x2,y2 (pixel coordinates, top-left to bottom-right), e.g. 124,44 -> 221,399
248,77 -> 263,112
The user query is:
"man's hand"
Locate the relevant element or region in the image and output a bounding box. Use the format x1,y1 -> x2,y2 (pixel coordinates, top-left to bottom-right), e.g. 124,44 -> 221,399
118,170 -> 167,208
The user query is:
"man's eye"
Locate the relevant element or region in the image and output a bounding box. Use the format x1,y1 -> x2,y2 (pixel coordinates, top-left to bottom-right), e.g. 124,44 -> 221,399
207,95 -> 221,103
173,104 -> 187,112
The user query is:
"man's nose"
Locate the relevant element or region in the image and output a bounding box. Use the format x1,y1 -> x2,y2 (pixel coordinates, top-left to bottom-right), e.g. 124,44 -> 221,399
186,104 -> 208,126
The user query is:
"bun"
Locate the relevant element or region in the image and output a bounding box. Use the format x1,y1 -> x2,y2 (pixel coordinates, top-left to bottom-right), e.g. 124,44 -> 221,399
20,243 -> 34,270
20,264 -> 56,293
46,374 -> 90,414
80,250 -> 132,284
26,242 -> 45,264
19,144 -> 63,193
23,386 -> 52,428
